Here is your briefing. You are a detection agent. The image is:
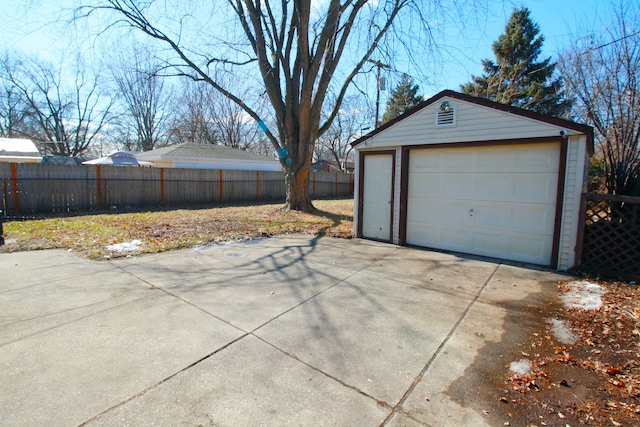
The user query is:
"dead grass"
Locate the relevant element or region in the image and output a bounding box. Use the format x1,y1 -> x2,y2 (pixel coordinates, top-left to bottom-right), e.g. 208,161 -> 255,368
0,198 -> 354,259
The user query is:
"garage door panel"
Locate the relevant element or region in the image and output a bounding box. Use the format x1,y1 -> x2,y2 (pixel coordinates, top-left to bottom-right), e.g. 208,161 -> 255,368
411,142 -> 560,174
410,201 -> 554,234
471,232 -> 504,257
407,200 -> 439,219
511,205 -> 556,231
406,142 -> 560,265
475,176 -> 515,199
474,205 -> 509,227
442,201 -> 473,224
410,172 -> 557,204
514,174 -> 559,202
408,225 -> 468,252
509,235 -> 550,260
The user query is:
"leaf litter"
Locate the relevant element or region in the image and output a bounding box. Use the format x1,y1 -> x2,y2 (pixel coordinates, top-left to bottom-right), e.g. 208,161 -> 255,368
500,279 -> 640,425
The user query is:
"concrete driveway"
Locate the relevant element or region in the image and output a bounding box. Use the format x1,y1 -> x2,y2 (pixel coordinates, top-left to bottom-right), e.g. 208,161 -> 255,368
0,235 -> 565,426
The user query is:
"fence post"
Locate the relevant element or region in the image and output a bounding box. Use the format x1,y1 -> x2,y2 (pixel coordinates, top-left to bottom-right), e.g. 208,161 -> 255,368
96,165 -> 102,209
0,209 -> 4,246
160,168 -> 165,206
574,193 -> 588,267
256,171 -> 260,200
219,170 -> 224,203
11,163 -> 19,214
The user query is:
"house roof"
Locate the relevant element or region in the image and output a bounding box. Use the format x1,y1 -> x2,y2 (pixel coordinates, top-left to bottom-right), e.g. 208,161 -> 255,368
351,90 -> 594,153
136,142 -> 277,163
0,137 -> 41,158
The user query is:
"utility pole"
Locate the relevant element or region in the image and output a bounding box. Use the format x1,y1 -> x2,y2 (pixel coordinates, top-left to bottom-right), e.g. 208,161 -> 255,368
368,60 -> 389,128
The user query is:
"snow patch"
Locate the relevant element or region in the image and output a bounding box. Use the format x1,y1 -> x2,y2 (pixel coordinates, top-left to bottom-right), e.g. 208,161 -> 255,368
562,281 -> 605,310
106,239 -> 143,253
509,359 -> 532,376
549,318 -> 578,345
192,237 -> 266,253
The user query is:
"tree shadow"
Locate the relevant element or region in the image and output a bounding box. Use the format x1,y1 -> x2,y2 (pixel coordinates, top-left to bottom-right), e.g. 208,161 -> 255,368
310,209 -> 354,236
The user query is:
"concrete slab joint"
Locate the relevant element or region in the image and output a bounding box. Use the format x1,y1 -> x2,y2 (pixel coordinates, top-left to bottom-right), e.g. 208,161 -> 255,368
0,235 -> 566,426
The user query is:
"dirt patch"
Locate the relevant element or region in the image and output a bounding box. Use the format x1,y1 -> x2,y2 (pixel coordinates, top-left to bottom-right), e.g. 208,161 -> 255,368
450,279 -> 640,426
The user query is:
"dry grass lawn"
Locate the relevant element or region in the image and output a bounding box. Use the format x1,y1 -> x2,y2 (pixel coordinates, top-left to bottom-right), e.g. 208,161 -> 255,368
0,198 -> 354,259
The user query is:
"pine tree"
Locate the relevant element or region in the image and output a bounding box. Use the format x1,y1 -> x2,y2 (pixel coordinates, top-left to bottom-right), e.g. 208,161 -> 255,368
381,74 -> 423,124
461,7 -> 571,118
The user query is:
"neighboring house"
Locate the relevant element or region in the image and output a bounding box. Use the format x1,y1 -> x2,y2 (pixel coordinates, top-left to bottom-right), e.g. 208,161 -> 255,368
135,142 -> 281,171
0,138 -> 42,163
311,159 -> 355,173
352,90 -> 593,271
341,159 -> 355,173
311,160 -> 332,172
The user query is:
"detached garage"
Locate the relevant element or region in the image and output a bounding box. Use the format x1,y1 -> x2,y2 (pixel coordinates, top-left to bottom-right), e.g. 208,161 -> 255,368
353,90 -> 593,270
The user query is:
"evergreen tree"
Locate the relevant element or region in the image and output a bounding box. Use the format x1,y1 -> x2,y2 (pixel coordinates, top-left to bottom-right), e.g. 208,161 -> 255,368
461,7 -> 571,118
382,74 -> 423,124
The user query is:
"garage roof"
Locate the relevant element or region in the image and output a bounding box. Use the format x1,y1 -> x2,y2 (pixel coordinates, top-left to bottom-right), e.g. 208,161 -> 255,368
352,90 -> 594,154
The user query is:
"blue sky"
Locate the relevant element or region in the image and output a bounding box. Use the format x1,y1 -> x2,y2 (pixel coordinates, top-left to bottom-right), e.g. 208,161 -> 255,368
0,0 -> 622,96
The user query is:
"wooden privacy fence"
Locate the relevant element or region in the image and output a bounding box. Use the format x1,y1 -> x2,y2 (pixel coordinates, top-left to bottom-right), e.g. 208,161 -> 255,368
576,192 -> 640,280
0,163 -> 354,216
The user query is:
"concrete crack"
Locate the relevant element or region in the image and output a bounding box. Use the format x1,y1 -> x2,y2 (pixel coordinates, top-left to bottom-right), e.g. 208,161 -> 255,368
380,263 -> 502,426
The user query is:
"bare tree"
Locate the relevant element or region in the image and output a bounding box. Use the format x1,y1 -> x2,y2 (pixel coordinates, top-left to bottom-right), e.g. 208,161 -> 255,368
210,90 -> 261,151
170,80 -> 219,146
1,53 -> 113,156
315,94 -> 370,172
559,3 -> 640,195
171,78 -> 263,151
111,48 -> 173,151
0,68 -> 31,138
77,0 -> 460,211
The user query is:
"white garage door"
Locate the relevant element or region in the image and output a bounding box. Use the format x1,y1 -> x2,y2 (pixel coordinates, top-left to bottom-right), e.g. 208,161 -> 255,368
406,142 -> 560,265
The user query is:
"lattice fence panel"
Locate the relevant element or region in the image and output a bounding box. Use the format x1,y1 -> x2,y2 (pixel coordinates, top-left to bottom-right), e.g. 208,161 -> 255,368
579,193 -> 640,280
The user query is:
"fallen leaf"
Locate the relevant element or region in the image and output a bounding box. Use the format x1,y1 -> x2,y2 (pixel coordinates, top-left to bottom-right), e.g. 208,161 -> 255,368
606,367 -> 622,375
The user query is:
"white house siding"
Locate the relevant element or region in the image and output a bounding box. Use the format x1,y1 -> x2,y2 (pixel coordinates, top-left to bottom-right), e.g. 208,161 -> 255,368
365,97 -> 580,149
392,148 -> 402,243
354,153 -> 360,215
557,135 -> 588,270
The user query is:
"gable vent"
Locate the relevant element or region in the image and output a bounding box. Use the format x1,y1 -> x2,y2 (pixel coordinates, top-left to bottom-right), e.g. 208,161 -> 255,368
436,102 -> 456,127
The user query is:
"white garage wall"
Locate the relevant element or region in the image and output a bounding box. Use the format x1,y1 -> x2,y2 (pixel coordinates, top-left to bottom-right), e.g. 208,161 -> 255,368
558,135 -> 589,270
392,148 -> 402,243
355,94 -> 592,270
364,98 -> 574,149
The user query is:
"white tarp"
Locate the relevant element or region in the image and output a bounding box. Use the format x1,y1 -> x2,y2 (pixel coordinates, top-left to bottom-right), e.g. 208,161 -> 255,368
83,151 -> 156,167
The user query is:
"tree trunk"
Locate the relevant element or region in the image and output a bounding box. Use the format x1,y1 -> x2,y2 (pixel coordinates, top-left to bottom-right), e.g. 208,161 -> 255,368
283,166 -> 315,212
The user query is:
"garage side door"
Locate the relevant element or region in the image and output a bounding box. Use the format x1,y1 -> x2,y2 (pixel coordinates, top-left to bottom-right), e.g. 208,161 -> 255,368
362,154 -> 393,241
406,142 -> 560,265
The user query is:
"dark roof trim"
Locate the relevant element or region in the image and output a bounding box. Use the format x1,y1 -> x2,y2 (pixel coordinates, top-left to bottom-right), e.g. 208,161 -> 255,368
351,90 -> 594,154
